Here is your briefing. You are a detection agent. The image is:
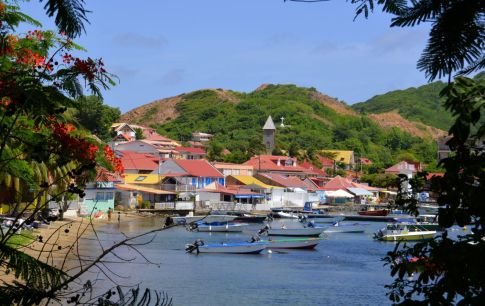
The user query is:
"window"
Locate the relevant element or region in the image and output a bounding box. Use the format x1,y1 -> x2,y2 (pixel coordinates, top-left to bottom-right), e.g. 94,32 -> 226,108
96,192 -> 114,201
135,176 -> 147,181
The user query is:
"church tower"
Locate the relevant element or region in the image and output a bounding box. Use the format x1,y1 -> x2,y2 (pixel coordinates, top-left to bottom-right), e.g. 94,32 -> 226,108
262,115 -> 276,154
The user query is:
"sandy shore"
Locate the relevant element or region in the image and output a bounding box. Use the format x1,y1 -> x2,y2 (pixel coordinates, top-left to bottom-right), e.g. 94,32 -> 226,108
1,211 -> 162,285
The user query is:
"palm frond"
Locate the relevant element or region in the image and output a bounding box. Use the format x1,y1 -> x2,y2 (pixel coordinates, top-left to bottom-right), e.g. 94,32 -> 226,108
0,243 -> 67,304
416,1 -> 484,80
40,0 -> 90,38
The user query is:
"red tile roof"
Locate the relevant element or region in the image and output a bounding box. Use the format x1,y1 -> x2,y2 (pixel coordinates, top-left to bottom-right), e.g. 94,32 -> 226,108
299,160 -> 328,176
318,156 -> 335,168
173,159 -> 223,178
244,155 -> 306,172
258,173 -> 308,189
175,147 -> 206,154
323,175 -> 380,191
322,175 -> 353,191
144,133 -> 173,142
117,150 -> 160,171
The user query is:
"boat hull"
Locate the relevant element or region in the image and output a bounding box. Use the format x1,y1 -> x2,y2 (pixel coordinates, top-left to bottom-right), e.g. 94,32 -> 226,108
196,223 -> 248,232
378,232 -> 435,241
267,227 -> 325,237
196,242 -> 267,254
172,215 -> 237,225
262,238 -> 322,249
358,209 -> 389,216
323,224 -> 365,233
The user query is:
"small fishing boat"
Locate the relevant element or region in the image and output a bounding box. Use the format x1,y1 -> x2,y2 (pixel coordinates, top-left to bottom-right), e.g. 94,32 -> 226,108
193,222 -> 249,232
261,237 -> 323,249
185,240 -> 267,254
260,224 -> 325,237
275,211 -> 300,219
323,221 -> 366,233
358,209 -> 389,216
374,223 -> 436,241
220,211 -> 267,223
171,214 -> 237,225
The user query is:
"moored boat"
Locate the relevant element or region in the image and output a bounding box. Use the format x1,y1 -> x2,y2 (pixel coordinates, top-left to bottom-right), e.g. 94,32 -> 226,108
260,224 -> 325,237
358,209 -> 389,216
323,221 -> 366,233
172,214 -> 237,225
261,237 -> 323,249
194,222 -> 249,232
374,223 -> 436,241
185,240 -> 267,254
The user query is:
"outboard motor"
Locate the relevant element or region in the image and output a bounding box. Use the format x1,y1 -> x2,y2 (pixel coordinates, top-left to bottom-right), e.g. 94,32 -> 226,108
257,225 -> 270,236
185,239 -> 204,254
185,222 -> 199,232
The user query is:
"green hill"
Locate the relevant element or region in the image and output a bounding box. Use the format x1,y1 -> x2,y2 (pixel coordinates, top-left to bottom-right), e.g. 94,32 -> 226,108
352,81 -> 451,130
129,84 -> 438,168
352,72 -> 485,131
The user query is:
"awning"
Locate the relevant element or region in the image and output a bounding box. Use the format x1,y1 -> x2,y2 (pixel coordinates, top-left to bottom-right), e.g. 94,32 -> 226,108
115,184 -> 177,195
235,194 -> 265,199
347,187 -> 373,196
326,189 -> 354,198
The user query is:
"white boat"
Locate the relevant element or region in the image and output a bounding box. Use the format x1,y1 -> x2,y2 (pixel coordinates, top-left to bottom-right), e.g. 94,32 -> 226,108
276,211 -> 300,219
195,222 -> 248,232
374,223 -> 436,241
323,222 -> 366,233
185,240 -> 267,254
261,237 -> 323,249
262,224 -> 325,237
172,215 -> 237,225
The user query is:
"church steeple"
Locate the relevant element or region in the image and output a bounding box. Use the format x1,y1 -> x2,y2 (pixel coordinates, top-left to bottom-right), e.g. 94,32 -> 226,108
263,116 -> 276,154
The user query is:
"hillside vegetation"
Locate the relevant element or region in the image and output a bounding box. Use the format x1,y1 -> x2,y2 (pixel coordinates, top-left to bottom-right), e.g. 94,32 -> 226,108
129,84 -> 439,168
352,72 -> 485,131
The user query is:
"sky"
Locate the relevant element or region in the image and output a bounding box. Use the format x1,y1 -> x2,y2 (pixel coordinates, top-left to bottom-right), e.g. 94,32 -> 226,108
21,0 -> 433,113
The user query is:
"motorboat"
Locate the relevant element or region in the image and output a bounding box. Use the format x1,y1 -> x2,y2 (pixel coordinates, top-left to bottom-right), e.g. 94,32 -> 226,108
214,211 -> 267,223
261,237 -> 323,249
358,209 -> 389,216
192,222 -> 249,232
171,214 -> 237,225
323,221 -> 366,233
275,211 -> 300,219
374,223 -> 436,241
185,239 -> 267,254
259,223 -> 325,237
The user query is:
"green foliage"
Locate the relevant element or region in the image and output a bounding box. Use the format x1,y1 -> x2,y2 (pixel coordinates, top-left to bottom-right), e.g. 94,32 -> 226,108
385,76 -> 485,304
134,128 -> 144,140
360,173 -> 398,188
352,81 -> 453,130
154,85 -> 436,167
74,95 -> 121,141
206,140 -> 224,161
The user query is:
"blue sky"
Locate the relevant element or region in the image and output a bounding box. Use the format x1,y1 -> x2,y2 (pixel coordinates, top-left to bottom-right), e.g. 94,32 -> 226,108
22,0 -> 432,113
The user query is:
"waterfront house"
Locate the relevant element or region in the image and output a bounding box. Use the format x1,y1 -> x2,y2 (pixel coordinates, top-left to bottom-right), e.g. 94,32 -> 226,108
80,170 -> 122,215
158,159 -> 225,191
117,150 -> 160,174
197,182 -> 265,210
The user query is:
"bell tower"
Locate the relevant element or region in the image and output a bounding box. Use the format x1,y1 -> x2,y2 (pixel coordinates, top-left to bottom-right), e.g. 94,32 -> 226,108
262,116 -> 276,154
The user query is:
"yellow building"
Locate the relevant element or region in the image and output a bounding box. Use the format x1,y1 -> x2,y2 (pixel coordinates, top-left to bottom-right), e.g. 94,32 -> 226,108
320,150 -> 355,166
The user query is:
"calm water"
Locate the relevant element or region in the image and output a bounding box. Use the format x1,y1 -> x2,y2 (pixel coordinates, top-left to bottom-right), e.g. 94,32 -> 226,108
87,218 -> 398,306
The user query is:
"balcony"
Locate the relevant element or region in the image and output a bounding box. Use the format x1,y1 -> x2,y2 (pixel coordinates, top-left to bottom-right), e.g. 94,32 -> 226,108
160,184 -> 196,192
